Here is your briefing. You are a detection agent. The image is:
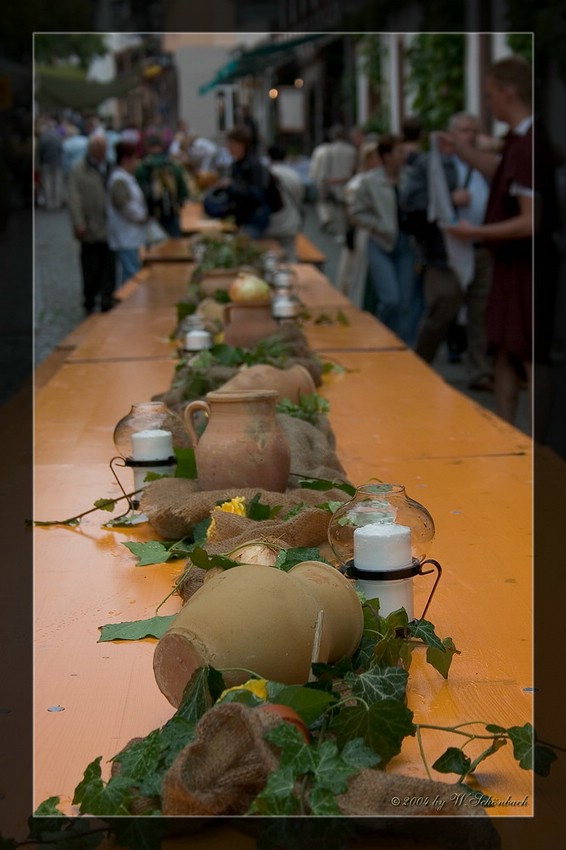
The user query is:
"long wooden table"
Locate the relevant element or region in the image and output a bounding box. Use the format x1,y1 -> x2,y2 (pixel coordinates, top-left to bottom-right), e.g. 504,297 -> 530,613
32,246 -> 559,837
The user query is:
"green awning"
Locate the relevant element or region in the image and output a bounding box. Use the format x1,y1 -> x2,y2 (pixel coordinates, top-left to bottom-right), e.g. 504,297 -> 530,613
199,33 -> 325,95
35,72 -> 142,110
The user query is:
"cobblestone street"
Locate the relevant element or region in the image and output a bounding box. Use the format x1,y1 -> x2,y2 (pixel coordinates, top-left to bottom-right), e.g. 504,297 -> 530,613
34,207 -> 85,366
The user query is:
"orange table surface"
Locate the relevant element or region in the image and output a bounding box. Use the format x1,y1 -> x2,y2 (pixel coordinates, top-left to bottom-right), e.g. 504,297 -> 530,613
34,344 -> 534,818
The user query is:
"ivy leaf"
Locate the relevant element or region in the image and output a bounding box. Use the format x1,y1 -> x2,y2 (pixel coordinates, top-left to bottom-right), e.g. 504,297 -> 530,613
274,546 -> 331,572
189,546 -> 239,571
103,512 -> 148,527
426,636 -> 459,679
330,699 -> 415,767
176,667 -> 213,723
207,666 -> 226,702
310,656 -> 354,692
352,634 -> 379,670
247,764 -> 300,815
336,309 -> 350,326
282,501 -> 309,520
315,500 -> 346,514
432,746 -> 472,776
93,498 -> 116,512
507,723 -> 558,776
269,685 -> 336,725
297,478 -> 356,496
72,757 -> 132,815
33,796 -> 63,816
191,517 -> 211,545
122,540 -> 172,566
345,666 -> 409,704
246,492 -> 282,521
265,723 -> 316,774
340,737 -> 381,770
143,471 -> 172,482
314,312 -> 333,324
407,618 -> 446,652
173,446 -> 197,479
313,740 -> 357,793
111,728 -> 164,781
98,614 -> 175,642
485,723 -> 507,734
308,786 -> 343,815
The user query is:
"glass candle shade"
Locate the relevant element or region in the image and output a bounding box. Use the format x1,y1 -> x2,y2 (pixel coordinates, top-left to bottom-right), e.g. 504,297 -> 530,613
113,401 -> 188,460
328,483 -> 435,568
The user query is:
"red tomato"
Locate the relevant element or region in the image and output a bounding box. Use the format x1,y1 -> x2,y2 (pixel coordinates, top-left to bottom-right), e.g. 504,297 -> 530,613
259,703 -> 310,743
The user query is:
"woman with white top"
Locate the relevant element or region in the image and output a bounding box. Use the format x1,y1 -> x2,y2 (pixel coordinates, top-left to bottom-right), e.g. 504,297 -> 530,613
106,141 -> 148,285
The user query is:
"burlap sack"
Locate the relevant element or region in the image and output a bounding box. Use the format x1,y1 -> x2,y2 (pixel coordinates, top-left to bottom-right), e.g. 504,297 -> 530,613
161,703 -> 489,821
161,702 -> 282,816
337,768 -> 487,817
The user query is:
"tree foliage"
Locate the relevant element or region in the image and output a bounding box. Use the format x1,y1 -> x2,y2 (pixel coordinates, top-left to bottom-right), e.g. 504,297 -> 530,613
34,34 -> 108,69
405,34 -> 466,134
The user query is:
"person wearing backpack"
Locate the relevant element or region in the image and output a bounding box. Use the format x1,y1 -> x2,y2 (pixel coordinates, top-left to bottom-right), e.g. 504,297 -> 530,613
135,133 -> 189,237
222,125 -> 283,238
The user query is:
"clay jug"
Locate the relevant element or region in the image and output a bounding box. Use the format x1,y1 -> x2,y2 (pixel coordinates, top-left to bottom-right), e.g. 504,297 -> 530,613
184,389 -> 291,491
223,300 -> 279,348
153,562 -> 363,707
217,363 -> 316,404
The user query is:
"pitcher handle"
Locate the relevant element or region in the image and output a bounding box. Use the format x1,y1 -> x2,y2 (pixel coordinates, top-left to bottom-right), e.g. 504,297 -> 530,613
183,400 -> 210,447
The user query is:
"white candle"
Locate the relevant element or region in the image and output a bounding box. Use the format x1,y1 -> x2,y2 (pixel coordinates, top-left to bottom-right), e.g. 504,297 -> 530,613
356,576 -> 414,620
184,329 -> 212,351
353,522 -> 414,619
131,429 -> 173,461
353,522 -> 412,572
272,298 -> 299,318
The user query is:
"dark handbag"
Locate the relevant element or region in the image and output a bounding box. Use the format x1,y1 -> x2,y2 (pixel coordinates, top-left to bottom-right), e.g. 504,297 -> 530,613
203,185 -> 236,219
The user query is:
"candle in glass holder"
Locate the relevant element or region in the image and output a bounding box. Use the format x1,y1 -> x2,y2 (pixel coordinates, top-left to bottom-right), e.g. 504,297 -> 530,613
131,429 -> 175,490
353,522 -> 414,618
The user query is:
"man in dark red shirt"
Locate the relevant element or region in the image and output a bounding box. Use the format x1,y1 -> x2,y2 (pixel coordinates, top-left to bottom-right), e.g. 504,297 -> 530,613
442,56 -> 534,427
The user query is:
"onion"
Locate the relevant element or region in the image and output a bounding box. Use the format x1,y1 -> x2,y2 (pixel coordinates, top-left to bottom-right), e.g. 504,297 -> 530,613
225,540 -> 287,566
229,273 -> 271,303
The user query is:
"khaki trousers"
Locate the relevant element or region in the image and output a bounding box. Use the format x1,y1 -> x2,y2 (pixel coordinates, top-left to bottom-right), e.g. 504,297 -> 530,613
415,247 -> 493,383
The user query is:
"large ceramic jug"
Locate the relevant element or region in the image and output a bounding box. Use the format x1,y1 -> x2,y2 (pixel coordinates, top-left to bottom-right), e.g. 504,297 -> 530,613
184,389 -> 291,491
153,562 -> 364,707
223,300 -> 279,348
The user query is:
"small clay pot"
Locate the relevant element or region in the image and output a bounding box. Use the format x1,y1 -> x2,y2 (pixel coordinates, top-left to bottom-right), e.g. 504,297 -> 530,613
184,389 -> 291,491
223,301 -> 279,348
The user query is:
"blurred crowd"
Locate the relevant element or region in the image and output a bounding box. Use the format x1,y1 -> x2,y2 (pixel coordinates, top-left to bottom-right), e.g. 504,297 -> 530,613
33,54 -> 564,435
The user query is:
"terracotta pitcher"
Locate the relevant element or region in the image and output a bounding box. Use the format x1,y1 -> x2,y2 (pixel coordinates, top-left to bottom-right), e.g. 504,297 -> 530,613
184,389 -> 291,491
223,300 -> 278,348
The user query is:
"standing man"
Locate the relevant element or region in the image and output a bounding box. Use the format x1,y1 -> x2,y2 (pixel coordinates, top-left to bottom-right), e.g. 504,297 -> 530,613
67,134 -> 116,315
318,125 -> 358,244
442,57 -> 535,426
400,112 -> 493,388
38,118 -> 65,211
